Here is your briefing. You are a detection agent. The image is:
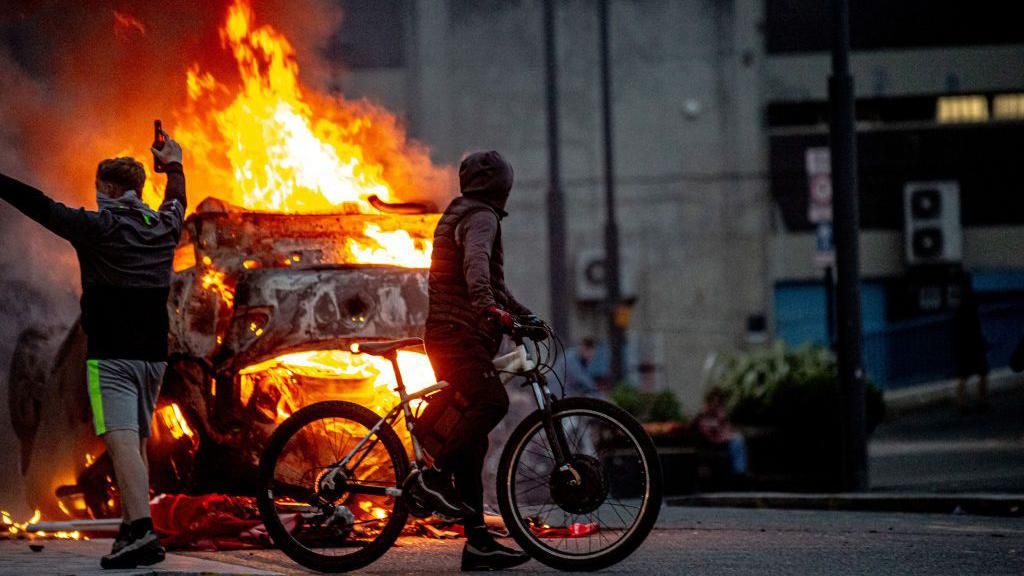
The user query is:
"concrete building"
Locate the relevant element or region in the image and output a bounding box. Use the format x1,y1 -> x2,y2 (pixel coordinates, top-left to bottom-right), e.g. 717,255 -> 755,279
333,0 -> 1024,409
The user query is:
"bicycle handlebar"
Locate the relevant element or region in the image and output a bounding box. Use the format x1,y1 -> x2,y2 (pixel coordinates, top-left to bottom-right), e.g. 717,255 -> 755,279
507,316 -> 551,342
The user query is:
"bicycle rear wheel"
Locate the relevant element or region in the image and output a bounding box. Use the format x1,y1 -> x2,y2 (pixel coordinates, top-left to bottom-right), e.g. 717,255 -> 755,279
257,401 -> 409,573
497,397 -> 662,571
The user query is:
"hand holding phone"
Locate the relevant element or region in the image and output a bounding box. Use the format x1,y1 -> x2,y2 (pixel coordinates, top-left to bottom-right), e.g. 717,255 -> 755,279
153,120 -> 167,172
150,120 -> 182,171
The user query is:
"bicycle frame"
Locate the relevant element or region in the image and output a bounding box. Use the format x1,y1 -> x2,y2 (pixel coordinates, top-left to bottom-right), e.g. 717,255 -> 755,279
330,337 -> 573,499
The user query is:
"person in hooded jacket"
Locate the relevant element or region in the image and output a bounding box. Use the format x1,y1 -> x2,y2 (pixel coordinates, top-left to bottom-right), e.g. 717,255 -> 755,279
416,150 -> 538,571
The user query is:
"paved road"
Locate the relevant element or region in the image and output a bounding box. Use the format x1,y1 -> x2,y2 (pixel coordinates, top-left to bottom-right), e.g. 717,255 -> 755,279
871,383 -> 1024,492
3,506 -> 1022,575
178,506 -> 1024,576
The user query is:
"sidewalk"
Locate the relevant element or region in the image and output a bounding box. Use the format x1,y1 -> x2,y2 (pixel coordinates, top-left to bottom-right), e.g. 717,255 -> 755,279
881,368 -> 1022,415
667,491 -> 1024,517
669,371 -> 1024,516
0,538 -> 283,576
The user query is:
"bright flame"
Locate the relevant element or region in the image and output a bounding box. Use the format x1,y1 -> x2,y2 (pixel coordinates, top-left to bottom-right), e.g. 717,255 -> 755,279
171,0 -> 439,269
177,0 -> 399,214
348,225 -> 432,268
237,349 -> 436,425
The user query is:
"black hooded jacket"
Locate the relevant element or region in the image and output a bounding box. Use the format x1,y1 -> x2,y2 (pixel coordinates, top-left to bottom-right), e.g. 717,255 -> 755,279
426,151 -> 531,346
0,165 -> 186,360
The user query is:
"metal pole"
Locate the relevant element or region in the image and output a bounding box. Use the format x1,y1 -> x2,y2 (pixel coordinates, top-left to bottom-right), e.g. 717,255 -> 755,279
825,265 -> 836,350
599,0 -> 624,384
828,0 -> 868,491
543,0 -> 569,339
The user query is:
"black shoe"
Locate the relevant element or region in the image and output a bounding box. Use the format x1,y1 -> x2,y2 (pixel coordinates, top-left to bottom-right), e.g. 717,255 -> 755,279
110,523 -> 131,555
461,537 -> 530,571
417,468 -> 474,519
100,530 -> 165,569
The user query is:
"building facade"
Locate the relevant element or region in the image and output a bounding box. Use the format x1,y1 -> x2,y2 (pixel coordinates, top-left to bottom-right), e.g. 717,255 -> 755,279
335,0 -> 1024,408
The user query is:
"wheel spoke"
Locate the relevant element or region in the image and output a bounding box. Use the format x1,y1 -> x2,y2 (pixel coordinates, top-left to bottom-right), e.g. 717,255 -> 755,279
507,407 -> 655,561
261,407 -> 406,566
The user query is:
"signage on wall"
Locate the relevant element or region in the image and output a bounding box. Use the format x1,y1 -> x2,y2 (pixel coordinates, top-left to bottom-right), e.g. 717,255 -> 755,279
805,147 -> 833,224
806,147 -> 834,267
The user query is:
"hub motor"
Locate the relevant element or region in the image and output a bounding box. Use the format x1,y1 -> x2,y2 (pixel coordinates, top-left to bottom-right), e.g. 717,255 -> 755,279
549,454 -> 608,515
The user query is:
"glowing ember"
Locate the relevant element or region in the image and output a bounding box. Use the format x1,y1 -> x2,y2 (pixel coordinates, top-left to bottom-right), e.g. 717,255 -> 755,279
2,510 -> 86,540
156,403 -> 196,440
201,269 -> 235,306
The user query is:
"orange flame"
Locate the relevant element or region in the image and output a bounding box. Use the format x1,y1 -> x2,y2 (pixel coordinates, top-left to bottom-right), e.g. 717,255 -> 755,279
177,0 -> 416,214
168,0 -> 439,269
238,349 -> 436,425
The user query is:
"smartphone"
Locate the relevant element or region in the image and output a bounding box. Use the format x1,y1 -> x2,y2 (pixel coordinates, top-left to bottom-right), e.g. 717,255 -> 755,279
153,119 -> 166,173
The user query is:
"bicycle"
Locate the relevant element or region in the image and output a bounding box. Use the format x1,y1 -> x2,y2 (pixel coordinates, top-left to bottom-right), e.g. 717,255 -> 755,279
256,319 -> 662,572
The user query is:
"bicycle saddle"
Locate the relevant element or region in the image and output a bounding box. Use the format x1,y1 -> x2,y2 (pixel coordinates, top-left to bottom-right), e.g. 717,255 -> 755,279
357,337 -> 424,357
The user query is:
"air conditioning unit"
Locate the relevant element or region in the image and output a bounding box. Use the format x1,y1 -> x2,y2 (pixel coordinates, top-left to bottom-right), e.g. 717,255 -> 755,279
903,181 -> 962,266
575,248 -> 635,303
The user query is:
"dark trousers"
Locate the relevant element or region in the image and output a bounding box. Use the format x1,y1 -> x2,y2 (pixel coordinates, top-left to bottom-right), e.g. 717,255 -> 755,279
425,327 -> 509,529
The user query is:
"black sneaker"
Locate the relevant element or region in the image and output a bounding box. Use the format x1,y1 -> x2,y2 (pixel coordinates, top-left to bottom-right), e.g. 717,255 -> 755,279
461,536 -> 530,571
110,523 -> 131,555
100,530 -> 165,569
416,468 -> 475,519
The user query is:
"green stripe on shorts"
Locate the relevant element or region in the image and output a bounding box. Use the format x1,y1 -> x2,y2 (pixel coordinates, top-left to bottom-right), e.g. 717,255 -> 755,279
86,359 -> 106,435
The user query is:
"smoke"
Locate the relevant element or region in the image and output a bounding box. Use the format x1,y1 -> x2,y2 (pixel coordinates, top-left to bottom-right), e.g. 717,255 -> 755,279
0,0 -> 452,514
0,46 -> 79,516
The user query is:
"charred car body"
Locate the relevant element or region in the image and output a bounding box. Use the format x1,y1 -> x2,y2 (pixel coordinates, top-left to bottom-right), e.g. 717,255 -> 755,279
10,198 -> 438,519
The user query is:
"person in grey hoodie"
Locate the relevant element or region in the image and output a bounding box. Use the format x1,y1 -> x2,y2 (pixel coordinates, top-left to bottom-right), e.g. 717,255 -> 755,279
0,130 -> 185,569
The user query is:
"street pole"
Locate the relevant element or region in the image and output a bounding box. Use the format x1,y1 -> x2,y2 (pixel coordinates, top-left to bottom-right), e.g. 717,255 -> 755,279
828,0 -> 868,491
543,0 -> 569,339
825,265 -> 836,350
599,0 -> 624,384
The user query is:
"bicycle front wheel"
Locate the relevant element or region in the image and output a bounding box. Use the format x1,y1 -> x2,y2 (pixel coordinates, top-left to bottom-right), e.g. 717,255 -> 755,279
497,397 -> 662,571
257,401 -> 409,573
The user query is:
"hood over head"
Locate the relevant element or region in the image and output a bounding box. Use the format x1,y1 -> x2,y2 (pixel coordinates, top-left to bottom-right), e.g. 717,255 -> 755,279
459,150 -> 514,212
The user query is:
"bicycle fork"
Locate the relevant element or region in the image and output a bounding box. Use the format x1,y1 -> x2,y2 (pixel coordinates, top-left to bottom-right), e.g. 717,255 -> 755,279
530,376 -> 576,477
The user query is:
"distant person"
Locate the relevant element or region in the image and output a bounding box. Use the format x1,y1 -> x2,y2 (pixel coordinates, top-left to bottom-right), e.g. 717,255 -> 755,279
0,130 -> 185,569
693,387 -> 748,477
563,337 -> 600,396
953,280 -> 990,414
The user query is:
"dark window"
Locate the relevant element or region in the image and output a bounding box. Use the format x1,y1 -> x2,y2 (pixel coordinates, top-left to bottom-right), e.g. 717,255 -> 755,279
767,0 -> 1024,54
770,122 -> 1024,230
330,0 -> 406,69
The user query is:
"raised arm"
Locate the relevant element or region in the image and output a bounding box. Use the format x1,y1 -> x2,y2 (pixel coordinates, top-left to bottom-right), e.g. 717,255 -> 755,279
0,172 -> 102,244
152,131 -> 186,212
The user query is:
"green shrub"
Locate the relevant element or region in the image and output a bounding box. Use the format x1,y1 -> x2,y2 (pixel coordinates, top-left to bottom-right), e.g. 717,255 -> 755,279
706,341 -> 885,434
610,385 -> 684,423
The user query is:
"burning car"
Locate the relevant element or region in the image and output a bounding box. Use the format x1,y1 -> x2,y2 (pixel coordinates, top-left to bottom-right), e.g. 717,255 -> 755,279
6,0 -> 454,521
10,197 -> 440,519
